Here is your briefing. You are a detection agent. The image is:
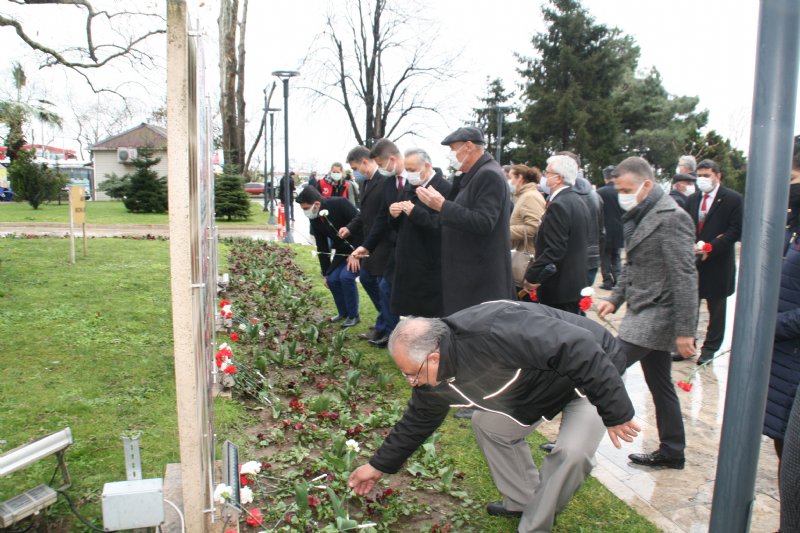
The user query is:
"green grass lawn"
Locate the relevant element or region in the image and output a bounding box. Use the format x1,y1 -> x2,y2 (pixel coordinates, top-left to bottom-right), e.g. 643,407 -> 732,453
0,237 -> 249,529
0,199 -> 276,226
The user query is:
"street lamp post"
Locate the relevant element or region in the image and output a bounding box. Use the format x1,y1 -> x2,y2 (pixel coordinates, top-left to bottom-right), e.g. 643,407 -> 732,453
266,107 -> 280,224
272,70 -> 300,244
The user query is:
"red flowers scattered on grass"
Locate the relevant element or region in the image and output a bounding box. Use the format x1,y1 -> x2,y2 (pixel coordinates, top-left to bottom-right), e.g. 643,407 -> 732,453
223,364 -> 237,374
230,332 -> 239,342
307,495 -> 322,508
245,508 -> 264,526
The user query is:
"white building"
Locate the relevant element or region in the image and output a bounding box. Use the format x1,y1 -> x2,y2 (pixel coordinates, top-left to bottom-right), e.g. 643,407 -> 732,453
91,123 -> 168,200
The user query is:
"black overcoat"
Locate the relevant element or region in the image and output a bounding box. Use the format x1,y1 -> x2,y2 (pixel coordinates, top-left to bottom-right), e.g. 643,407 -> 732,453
362,174 -> 404,279
438,153 -> 514,315
309,197 -> 362,276
596,182 -> 624,250
525,187 -> 590,305
389,174 -> 452,317
345,170 -> 390,276
687,185 -> 743,299
669,189 -> 689,212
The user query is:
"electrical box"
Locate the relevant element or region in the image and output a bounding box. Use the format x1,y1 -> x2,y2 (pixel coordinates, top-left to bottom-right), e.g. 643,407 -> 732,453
101,478 -> 164,531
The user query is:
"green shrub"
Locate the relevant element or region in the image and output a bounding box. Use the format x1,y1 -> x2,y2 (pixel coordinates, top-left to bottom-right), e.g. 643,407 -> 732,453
8,149 -> 68,209
122,148 -> 167,213
214,164 -> 251,221
98,172 -> 130,200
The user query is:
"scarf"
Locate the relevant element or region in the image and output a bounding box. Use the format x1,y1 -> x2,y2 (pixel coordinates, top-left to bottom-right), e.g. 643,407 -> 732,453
622,185 -> 663,245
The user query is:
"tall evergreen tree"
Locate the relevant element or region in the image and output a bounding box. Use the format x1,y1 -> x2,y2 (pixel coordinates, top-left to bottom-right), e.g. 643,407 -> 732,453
122,148 -> 168,213
686,130 -> 747,193
9,148 -> 68,209
215,164 -> 252,221
473,77 -> 515,164
512,0 -> 639,175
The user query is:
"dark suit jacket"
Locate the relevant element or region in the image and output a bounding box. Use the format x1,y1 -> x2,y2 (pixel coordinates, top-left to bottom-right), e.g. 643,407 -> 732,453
596,182 -> 624,250
687,185 -> 743,299
309,197 -> 362,276
345,170 -> 390,276
362,173 -> 404,278
390,174 -> 452,317
525,187 -> 590,305
669,189 -> 690,213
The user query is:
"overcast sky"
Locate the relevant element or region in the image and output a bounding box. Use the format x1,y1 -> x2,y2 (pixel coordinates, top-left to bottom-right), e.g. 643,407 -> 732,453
1,0 -> 797,173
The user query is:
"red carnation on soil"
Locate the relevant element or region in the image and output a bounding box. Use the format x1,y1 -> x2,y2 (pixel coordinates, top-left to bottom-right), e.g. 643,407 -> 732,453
677,380 -> 693,392
223,364 -> 237,374
307,495 -> 321,508
230,332 -> 239,342
239,473 -> 250,486
219,300 -> 230,308
251,318 -> 259,324
579,296 -> 592,312
245,508 -> 264,526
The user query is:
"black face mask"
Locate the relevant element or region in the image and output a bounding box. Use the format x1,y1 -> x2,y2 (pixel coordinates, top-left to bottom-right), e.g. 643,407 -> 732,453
790,183 -> 800,210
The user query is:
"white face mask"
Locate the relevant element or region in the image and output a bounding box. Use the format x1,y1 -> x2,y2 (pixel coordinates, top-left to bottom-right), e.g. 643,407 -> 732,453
448,149 -> 463,171
683,184 -> 696,196
330,172 -> 343,182
405,171 -> 423,186
696,176 -> 714,193
509,183 -> 517,194
618,182 -> 645,212
303,204 -> 319,219
377,159 -> 396,177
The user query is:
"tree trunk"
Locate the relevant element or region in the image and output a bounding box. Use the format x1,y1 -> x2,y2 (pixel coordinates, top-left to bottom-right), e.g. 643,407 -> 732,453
219,0 -> 242,171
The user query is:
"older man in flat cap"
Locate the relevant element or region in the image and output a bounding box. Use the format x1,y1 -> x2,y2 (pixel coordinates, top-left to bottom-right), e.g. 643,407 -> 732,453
416,127 -> 515,319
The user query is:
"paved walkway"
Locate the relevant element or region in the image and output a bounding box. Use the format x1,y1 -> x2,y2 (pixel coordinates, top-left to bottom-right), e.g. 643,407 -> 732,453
2,219 -> 780,532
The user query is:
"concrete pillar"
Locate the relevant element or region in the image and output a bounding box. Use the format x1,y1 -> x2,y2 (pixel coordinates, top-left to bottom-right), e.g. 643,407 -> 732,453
166,1 -> 210,531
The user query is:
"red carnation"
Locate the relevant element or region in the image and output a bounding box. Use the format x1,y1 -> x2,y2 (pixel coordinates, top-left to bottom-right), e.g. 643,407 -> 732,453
307,495 -> 321,508
223,364 -> 237,374
245,508 -> 264,526
225,311 -> 232,319
529,289 -> 538,302
219,300 -> 230,308
230,332 -> 239,342
579,296 -> 592,312
239,473 -> 250,486
677,380 -> 693,392
702,242 -> 712,253
251,318 -> 258,324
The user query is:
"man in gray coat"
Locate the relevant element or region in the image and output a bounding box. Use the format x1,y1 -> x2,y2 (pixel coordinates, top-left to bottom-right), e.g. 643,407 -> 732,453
596,156 -> 698,469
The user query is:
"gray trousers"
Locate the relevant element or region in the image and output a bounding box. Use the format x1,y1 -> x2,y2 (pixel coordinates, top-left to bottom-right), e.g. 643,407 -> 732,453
472,397 -> 606,533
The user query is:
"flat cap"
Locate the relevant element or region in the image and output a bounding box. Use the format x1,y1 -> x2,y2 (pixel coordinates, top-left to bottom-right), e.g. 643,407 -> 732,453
672,173 -> 697,184
441,126 -> 485,146
602,165 -> 616,179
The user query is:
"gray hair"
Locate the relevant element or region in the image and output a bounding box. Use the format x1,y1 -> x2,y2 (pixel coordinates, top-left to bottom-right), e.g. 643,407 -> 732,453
678,155 -> 697,172
613,156 -> 654,184
404,147 -> 432,167
546,155 -> 578,185
388,317 -> 449,363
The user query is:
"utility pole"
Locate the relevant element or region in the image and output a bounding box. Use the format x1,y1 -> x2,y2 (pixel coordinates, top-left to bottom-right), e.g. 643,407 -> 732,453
272,70 -> 300,244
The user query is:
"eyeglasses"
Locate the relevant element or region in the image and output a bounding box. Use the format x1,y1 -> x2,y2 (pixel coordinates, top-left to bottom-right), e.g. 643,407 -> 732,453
405,358 -> 428,386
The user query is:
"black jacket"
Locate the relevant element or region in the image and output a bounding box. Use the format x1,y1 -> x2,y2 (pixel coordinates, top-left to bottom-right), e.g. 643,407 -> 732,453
361,174 -> 404,279
525,187 -> 590,305
345,170 -> 390,276
573,176 -> 605,269
390,174 -> 452,317
687,185 -> 743,299
596,182 -> 624,250
669,189 -> 689,212
308,197 -> 362,276
438,153 -> 515,314
369,300 -> 634,474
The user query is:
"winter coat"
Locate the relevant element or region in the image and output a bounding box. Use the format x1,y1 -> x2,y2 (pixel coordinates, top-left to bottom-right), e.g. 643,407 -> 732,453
345,170 -> 390,276
764,238 -> 800,440
606,190 -> 698,352
687,185 -> 743,299
438,153 -> 515,315
308,197 -> 363,276
596,182 -> 624,251
389,174 -> 452,317
509,181 -> 546,254
368,300 -> 634,474
525,187 -> 590,306
669,189 -> 689,212
362,174 -> 405,280
573,176 -> 605,269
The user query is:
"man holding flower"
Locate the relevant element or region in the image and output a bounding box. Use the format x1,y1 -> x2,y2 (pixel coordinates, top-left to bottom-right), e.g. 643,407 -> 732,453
596,156 -> 698,469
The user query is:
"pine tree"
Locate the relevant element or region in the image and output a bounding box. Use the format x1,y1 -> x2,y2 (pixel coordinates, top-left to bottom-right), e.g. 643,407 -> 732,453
513,0 -> 639,174
214,164 -> 251,221
9,148 -> 68,209
122,148 -> 168,213
686,131 -> 747,193
473,78 -> 515,165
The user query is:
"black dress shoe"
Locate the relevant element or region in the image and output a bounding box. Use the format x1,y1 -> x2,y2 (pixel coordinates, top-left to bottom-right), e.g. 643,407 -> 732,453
539,442 -> 555,453
671,352 -> 686,362
453,408 -> 475,419
486,501 -> 523,518
599,283 -> 613,291
368,334 -> 390,347
330,315 -> 344,323
358,329 -> 379,341
342,317 -> 360,328
697,356 -> 713,365
628,451 -> 685,469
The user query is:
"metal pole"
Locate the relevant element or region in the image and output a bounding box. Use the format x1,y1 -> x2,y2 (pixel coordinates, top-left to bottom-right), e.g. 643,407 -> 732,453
268,111 -> 277,224
495,106 -> 503,164
262,89 -> 268,212
281,78 -> 294,243
709,1 -> 800,531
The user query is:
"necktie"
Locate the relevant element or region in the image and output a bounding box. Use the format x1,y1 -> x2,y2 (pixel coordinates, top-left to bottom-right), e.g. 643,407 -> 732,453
699,193 -> 710,232
397,176 -> 403,194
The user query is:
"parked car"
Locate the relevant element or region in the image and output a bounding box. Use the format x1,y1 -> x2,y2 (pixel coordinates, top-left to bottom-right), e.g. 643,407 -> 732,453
0,186 -> 13,202
244,182 -> 265,196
